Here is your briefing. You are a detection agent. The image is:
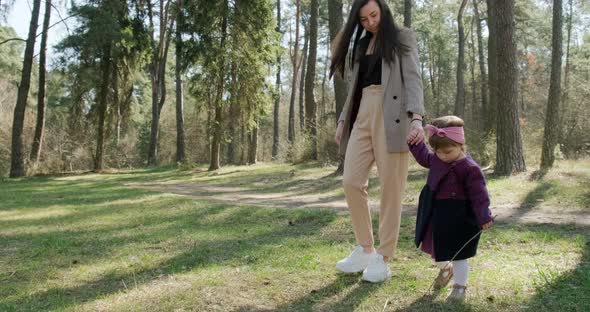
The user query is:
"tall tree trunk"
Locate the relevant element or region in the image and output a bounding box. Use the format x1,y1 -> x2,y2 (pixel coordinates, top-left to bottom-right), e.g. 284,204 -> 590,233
288,0 -> 300,143
94,43 -> 112,172
304,0 -> 319,160
227,64 -> 239,164
541,0 -> 563,169
454,0 -> 468,118
426,37 -> 439,117
30,0 -> 51,167
494,0 -> 526,175
403,0 -> 412,27
175,0 -> 186,163
299,22 -> 309,131
469,17 -> 477,125
321,36 -> 329,119
328,0 -> 346,175
112,69 -> 121,146
248,119 -> 258,165
240,114 -> 246,165
209,0 -> 229,171
560,0 -> 573,138
147,0 -> 175,166
473,0 -> 488,132
9,0 -> 42,177
485,0 -> 497,135
272,0 -> 281,159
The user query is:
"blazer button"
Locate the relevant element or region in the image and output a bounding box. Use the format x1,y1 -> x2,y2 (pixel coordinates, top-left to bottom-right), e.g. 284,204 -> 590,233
395,119 -> 400,123
393,95 -> 398,100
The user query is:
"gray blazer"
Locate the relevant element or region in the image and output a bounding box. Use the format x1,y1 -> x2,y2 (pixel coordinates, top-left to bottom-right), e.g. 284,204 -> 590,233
338,27 -> 425,155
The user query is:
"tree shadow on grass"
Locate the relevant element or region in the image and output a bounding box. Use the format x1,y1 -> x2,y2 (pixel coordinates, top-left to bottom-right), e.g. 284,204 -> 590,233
399,223 -> 589,311
395,291 -> 476,312
0,191 -> 338,311
235,274 -> 383,312
523,231 -> 590,311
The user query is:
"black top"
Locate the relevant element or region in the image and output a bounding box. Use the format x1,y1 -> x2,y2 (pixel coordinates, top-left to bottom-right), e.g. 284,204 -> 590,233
358,53 -> 382,89
347,34 -> 383,137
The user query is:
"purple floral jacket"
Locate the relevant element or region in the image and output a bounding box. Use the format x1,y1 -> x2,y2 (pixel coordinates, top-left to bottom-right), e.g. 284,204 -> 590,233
409,142 -> 493,226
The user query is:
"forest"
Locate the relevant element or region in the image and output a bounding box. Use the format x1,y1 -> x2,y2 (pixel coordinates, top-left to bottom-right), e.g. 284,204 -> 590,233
0,0 -> 589,177
1,1 -> 590,311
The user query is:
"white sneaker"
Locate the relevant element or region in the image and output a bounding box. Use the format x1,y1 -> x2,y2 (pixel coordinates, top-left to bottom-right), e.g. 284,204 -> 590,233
362,253 -> 390,283
335,246 -> 374,273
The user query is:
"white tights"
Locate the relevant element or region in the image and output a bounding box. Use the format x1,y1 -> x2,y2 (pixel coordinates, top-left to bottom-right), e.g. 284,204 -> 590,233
435,259 -> 469,286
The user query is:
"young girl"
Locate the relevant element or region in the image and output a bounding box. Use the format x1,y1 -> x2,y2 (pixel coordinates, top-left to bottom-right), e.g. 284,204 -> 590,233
407,115 -> 493,300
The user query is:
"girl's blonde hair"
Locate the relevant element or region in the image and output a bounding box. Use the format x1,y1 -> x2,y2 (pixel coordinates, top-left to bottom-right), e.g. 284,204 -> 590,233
428,115 -> 466,151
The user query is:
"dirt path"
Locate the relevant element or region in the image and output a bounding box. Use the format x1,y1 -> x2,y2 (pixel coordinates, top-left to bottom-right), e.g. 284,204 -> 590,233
124,181 -> 590,226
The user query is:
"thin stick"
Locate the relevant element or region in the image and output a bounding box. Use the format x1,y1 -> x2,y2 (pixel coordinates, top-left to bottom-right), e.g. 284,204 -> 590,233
427,215 -> 497,293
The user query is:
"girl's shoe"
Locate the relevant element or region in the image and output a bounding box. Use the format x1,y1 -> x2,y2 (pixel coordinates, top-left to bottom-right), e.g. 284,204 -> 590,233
433,264 -> 453,290
447,284 -> 467,301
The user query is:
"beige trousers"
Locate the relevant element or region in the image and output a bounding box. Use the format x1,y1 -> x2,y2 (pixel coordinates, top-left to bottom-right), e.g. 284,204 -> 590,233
343,85 -> 410,258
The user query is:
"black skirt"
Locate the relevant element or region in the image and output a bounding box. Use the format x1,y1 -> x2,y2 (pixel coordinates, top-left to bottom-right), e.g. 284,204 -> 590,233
415,185 -> 434,248
415,185 -> 481,261
432,199 -> 481,261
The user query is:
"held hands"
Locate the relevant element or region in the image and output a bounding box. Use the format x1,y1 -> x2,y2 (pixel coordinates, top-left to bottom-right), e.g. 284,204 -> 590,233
335,121 -> 344,145
406,119 -> 425,145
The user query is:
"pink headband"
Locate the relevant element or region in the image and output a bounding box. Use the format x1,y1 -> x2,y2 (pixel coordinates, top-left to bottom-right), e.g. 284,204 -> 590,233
424,124 -> 465,144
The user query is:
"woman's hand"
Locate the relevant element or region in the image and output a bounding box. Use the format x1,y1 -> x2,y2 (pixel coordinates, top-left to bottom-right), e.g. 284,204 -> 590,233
406,119 -> 425,145
481,220 -> 494,230
335,121 -> 344,145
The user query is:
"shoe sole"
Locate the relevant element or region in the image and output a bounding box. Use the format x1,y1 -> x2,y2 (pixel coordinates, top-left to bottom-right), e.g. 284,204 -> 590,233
336,266 -> 366,274
361,273 -> 390,283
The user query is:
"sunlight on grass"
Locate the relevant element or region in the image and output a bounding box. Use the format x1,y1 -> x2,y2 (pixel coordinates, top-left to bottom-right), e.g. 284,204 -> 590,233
1,160 -> 588,311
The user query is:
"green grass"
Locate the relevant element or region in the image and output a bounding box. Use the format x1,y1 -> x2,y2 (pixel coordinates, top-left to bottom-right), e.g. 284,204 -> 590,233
0,160 -> 589,311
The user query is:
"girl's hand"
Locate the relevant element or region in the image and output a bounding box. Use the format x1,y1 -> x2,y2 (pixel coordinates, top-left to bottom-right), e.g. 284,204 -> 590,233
481,220 -> 494,230
407,120 -> 425,145
335,121 -> 344,146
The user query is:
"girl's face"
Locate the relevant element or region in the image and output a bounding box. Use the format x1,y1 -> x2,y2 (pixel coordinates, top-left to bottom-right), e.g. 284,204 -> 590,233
359,0 -> 381,35
435,145 -> 464,163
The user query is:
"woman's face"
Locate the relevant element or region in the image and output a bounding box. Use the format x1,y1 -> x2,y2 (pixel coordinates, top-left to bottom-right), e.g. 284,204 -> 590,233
359,0 -> 381,35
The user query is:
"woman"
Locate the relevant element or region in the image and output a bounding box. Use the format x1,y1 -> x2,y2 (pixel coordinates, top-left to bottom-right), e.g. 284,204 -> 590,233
330,0 -> 425,283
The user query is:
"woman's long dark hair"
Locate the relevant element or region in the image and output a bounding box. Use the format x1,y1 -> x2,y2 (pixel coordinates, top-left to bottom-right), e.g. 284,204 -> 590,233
329,0 -> 408,79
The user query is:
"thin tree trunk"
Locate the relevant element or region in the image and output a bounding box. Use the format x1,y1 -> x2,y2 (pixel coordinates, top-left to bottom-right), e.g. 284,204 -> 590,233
9,0 -> 42,177
304,0 -> 319,160
494,0 -> 526,175
175,0 -> 186,163
454,0 -> 468,118
227,64 -> 239,163
30,0 -> 51,167
94,43 -> 112,172
113,69 -> 121,146
427,37 -> 439,117
403,0 -> 412,28
321,36 -> 329,120
209,0 -> 229,171
248,119 -> 258,165
560,0 -> 573,136
288,0 -> 300,143
541,0 -> 563,169
486,0 -> 497,135
473,0 -> 488,132
328,0 -> 346,175
272,0 -> 281,159
299,22 -> 309,131
470,17 -> 477,125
